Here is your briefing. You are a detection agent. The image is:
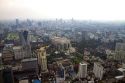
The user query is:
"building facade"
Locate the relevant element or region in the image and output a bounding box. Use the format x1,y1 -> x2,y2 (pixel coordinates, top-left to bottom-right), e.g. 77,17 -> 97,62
51,37 -> 71,52
37,47 -> 48,72
78,62 -> 87,78
93,62 -> 104,80
19,31 -> 31,58
114,43 -> 125,62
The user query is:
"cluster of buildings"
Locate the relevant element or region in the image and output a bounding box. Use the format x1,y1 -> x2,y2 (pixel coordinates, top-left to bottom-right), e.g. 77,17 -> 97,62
1,19 -> 125,83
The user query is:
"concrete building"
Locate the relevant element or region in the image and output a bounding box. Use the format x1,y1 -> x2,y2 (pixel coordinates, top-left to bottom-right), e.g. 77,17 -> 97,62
114,43 -> 125,62
93,62 -> 104,80
78,62 -> 87,78
114,51 -> 125,61
0,53 -> 2,65
37,47 -> 48,72
19,31 -> 31,58
51,37 -> 72,52
3,68 -> 14,83
13,46 -> 23,60
21,58 -> 38,71
2,47 -> 14,65
115,43 -> 125,51
56,63 -> 65,83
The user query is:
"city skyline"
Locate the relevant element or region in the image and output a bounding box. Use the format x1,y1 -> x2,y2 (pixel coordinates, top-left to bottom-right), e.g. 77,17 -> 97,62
0,0 -> 125,21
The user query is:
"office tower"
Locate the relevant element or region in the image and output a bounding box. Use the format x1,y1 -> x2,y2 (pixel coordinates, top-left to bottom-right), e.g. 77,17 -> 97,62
115,43 -> 125,51
19,30 -> 30,46
93,62 -> 104,80
0,53 -> 2,65
0,66 -> 3,83
82,31 -> 89,40
19,31 -> 31,58
16,19 -> 19,25
13,46 -> 23,60
78,62 -> 87,78
37,47 -> 48,72
56,63 -> 65,83
114,43 -> 125,61
3,68 -> 14,83
58,63 -> 65,78
2,47 -> 14,65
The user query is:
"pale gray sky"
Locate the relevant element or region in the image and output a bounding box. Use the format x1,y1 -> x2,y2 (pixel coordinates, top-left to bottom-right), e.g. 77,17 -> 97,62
0,0 -> 125,20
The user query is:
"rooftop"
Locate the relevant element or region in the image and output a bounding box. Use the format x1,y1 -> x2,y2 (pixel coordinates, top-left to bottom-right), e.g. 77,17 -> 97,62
21,58 -> 37,62
51,36 -> 70,44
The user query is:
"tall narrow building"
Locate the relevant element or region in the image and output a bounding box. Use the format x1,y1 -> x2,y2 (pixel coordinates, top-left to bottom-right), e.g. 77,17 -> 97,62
19,30 -> 31,58
114,43 -> 125,62
93,62 -> 104,80
78,62 -> 87,78
37,47 -> 48,72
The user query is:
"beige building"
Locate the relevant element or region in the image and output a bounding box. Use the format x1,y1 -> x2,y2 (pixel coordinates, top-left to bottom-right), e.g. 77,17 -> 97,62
13,46 -> 23,60
115,43 -> 125,51
51,36 -> 75,53
78,62 -> 87,78
37,47 -> 48,72
93,62 -> 104,80
13,46 -> 31,60
2,47 -> 14,64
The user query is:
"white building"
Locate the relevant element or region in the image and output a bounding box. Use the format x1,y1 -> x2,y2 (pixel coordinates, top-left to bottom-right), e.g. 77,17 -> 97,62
78,62 -> 87,78
93,62 -> 104,80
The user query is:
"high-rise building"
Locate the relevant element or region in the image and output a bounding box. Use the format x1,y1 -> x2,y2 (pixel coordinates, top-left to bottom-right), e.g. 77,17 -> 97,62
19,31 -> 30,46
3,68 -> 14,83
0,68 -> 3,83
13,46 -> 23,60
0,53 -> 2,65
114,43 -> 125,62
37,47 -> 48,72
93,62 -> 104,80
2,47 -> 14,65
56,63 -> 65,83
115,43 -> 125,51
16,19 -> 19,28
78,62 -> 87,78
19,31 -> 31,58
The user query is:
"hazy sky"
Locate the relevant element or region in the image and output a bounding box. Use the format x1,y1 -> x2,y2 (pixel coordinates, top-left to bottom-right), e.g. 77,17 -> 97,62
0,0 -> 125,21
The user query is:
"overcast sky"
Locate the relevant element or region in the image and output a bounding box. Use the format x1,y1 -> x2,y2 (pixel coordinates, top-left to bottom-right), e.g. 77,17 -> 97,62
0,0 -> 125,21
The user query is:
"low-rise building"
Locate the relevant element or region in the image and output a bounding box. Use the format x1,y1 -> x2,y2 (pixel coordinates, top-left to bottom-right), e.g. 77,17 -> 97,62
21,58 -> 38,71
51,36 -> 72,52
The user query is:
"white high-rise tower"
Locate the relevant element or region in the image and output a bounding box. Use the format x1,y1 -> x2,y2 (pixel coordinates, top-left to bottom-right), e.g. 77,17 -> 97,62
78,62 -> 87,78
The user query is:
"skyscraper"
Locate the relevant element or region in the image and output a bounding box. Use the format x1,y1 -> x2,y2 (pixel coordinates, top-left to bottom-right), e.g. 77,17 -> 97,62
78,62 -> 87,78
37,47 -> 48,72
93,62 -> 104,80
114,43 -> 125,62
19,30 -> 31,58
